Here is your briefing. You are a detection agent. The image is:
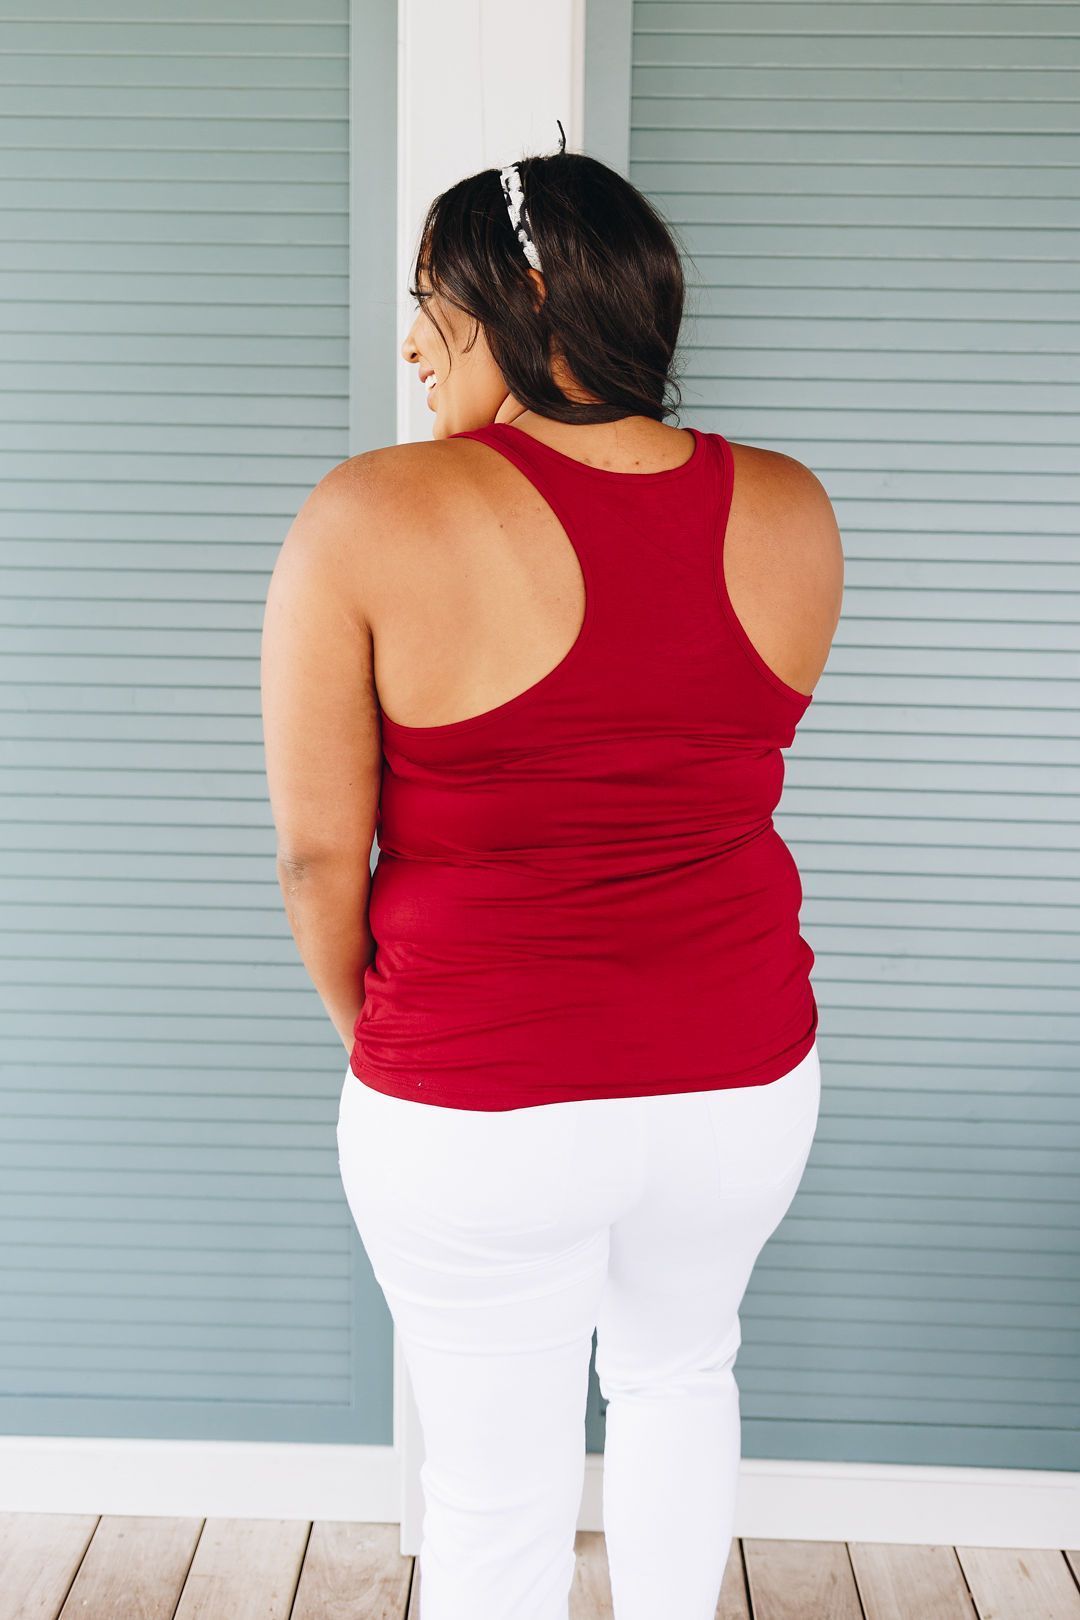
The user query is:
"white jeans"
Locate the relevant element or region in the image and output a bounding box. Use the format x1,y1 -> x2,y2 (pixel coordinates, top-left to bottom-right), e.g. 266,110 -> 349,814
336,1041 -> 821,1620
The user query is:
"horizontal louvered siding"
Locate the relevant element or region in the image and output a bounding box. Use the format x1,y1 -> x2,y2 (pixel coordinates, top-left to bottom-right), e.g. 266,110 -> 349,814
627,0 -> 1080,1471
0,0 -> 395,1443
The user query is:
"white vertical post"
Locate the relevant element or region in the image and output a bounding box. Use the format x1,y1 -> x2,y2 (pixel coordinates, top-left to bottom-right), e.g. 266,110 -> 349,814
397,0 -> 585,449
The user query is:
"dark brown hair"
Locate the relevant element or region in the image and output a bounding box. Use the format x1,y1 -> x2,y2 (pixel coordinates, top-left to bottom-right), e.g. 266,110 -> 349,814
408,150 -> 688,425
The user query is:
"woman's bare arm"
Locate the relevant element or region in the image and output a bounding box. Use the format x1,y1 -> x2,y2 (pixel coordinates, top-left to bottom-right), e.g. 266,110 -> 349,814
260,457 -> 382,1053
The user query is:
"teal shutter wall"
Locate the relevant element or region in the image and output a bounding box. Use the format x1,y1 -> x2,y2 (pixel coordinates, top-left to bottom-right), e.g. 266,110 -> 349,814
609,2 -> 1080,1472
4,0 -> 1076,1482
0,1 -> 397,1444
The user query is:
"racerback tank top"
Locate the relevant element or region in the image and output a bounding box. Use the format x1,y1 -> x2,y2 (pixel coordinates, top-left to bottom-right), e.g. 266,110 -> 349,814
349,420 -> 818,1110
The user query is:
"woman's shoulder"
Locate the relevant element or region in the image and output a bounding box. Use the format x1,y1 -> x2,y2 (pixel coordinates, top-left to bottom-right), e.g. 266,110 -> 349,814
726,438 -> 843,572
723,439 -> 845,699
288,439 -> 484,630
318,438 -> 455,504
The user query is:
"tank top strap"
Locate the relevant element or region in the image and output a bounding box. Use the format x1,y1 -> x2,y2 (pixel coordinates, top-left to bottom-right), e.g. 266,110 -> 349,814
448,421 -> 722,556
449,421 -> 592,529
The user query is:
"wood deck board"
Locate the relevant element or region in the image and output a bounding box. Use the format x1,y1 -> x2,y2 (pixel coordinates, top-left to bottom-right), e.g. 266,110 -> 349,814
957,1546 -> 1080,1620
57,1516 -> 202,1620
849,1542 -> 979,1620
0,1512 -> 98,1620
743,1538 -> 863,1620
171,1518 -> 310,1620
290,1521 -> 412,1620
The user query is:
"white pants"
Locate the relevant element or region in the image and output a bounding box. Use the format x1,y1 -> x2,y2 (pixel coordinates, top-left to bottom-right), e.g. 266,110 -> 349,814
336,1041 -> 821,1620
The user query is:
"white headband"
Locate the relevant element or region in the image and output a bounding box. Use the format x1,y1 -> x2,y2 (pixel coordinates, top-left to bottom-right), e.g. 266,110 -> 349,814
499,162 -> 542,273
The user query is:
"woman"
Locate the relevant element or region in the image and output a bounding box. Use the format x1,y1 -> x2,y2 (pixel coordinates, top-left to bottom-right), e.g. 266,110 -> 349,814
261,139 -> 843,1620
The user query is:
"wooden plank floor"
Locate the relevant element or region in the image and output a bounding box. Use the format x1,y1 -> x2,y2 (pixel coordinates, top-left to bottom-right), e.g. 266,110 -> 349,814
1,1514 -> 1078,1619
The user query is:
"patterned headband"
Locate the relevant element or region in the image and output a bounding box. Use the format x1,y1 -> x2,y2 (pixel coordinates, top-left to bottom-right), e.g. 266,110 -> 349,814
498,121 -> 566,275
499,162 -> 542,273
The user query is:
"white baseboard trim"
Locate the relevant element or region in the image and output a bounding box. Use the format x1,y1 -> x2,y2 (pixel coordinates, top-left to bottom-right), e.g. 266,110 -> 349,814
1,1436 -> 400,1525
2,1436 -> 1076,1551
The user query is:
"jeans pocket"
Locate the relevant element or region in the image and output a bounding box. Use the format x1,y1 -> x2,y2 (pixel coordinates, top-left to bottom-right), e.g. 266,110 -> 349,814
705,1042 -> 821,1198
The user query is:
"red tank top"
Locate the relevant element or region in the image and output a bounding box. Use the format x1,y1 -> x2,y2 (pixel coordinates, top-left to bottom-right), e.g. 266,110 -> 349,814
350,421 -> 818,1110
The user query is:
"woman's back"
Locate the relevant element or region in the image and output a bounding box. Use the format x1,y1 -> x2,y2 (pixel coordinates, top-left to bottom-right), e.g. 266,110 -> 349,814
361,419 -> 834,735
348,420 -> 840,1109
